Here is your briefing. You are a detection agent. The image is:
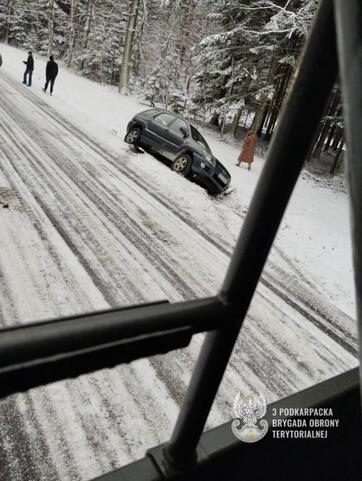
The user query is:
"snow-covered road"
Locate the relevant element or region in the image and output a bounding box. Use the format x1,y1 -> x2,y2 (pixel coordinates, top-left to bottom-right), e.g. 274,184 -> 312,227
0,69 -> 358,481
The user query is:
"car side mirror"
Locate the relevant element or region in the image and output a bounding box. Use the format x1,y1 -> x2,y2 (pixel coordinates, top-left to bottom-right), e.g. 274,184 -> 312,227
180,127 -> 188,138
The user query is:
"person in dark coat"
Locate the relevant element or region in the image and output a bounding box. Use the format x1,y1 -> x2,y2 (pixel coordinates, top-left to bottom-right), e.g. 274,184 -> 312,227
23,51 -> 34,86
236,130 -> 257,170
42,56 -> 58,95
0,54 -> 2,67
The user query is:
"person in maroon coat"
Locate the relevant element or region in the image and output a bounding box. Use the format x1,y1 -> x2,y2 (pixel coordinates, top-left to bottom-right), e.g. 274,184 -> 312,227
236,130 -> 257,170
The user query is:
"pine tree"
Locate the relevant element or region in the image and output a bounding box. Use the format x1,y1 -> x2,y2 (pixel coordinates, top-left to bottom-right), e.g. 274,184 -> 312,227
137,0 -> 208,111
191,0 -> 318,137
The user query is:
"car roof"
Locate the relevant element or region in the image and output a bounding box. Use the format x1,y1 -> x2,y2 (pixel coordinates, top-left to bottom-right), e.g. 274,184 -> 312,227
146,108 -> 188,122
142,109 -> 207,136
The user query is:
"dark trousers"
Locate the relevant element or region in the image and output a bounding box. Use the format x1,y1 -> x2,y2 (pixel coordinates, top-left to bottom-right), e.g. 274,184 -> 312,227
23,69 -> 33,86
44,76 -> 55,93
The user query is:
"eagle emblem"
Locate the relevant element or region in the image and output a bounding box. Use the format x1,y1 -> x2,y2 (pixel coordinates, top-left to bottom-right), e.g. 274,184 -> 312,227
231,392 -> 269,443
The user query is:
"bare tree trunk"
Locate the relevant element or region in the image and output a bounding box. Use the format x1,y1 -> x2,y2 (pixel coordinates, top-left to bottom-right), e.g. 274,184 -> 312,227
47,0 -> 55,57
178,0 -> 194,68
230,75 -> 251,137
307,121 -> 324,162
243,108 -> 251,128
312,92 -> 339,159
252,99 -> 270,133
252,58 -> 273,133
80,0 -> 96,71
312,121 -> 330,159
4,0 -> 14,44
332,126 -> 343,151
219,117 -> 226,140
264,62 -> 292,140
330,137 -> 344,174
256,101 -> 270,136
67,0 -> 79,67
263,35 -> 303,141
324,103 -> 341,152
119,0 -> 140,93
132,13 -> 145,79
324,123 -> 336,152
231,107 -> 244,138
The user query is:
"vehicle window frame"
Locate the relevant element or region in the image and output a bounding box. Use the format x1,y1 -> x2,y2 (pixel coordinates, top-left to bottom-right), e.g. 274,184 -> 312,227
190,125 -> 211,152
168,118 -> 190,138
153,112 -> 177,127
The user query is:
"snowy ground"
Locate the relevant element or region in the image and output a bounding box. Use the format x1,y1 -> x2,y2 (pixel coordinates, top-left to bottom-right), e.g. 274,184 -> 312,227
0,44 -> 358,481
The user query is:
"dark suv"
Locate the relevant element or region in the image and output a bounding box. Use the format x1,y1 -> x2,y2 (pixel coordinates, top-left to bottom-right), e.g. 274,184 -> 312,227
125,108 -> 231,195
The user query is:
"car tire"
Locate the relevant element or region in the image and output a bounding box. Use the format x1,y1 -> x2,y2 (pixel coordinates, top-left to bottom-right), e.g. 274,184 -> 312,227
125,127 -> 141,145
172,153 -> 192,176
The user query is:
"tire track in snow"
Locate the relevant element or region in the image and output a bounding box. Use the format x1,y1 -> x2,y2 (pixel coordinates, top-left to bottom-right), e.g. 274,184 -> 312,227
0,115 -> 192,476
0,96 -> 356,397
0,71 -> 355,357
0,71 -> 358,481
0,93 -> 217,458
0,397 -> 51,481
0,75 -> 221,480
0,113 -> 214,304
0,82 -> 226,302
0,73 -> 357,394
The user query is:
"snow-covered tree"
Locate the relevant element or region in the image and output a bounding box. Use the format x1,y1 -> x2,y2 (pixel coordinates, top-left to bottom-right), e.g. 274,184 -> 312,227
191,0 -> 318,136
137,0 -> 209,111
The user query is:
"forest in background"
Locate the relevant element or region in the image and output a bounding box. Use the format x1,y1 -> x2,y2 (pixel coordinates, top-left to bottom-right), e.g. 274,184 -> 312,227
0,0 -> 345,175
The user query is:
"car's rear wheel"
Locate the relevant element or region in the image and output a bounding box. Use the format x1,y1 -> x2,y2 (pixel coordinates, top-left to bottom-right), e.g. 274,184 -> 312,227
125,127 -> 141,145
172,154 -> 192,176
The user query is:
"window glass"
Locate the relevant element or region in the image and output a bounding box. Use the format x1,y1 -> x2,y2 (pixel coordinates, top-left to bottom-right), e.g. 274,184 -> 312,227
169,118 -> 189,137
190,125 -> 211,152
154,113 -> 176,127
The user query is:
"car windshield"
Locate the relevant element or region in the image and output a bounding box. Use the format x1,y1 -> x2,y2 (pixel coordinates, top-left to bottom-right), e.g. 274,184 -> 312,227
190,126 -> 211,153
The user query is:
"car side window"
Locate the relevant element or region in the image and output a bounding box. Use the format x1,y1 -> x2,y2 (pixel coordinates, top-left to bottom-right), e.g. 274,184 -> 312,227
169,118 -> 189,137
190,126 -> 211,152
153,113 -> 176,127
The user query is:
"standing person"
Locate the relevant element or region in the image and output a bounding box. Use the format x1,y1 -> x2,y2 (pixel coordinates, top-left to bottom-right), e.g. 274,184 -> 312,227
0,53 -> 2,67
23,51 -> 34,86
42,56 -> 58,96
236,130 -> 257,170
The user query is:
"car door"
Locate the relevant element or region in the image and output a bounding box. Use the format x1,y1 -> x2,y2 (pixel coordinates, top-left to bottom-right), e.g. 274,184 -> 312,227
163,118 -> 190,160
145,112 -> 177,154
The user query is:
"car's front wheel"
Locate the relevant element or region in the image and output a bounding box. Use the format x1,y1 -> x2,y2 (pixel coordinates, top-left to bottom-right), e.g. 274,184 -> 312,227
172,154 -> 192,176
125,127 -> 141,145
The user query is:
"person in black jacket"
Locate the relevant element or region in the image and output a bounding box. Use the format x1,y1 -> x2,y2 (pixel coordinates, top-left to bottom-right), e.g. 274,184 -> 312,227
23,51 -> 34,86
42,56 -> 58,95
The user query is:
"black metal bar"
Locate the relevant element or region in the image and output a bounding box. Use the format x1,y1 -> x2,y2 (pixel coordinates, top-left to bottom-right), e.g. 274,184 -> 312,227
95,368 -> 360,481
333,0 -> 362,406
164,0 -> 339,468
0,327 -> 192,399
93,457 -> 162,481
221,4 -> 338,309
0,297 -> 225,369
